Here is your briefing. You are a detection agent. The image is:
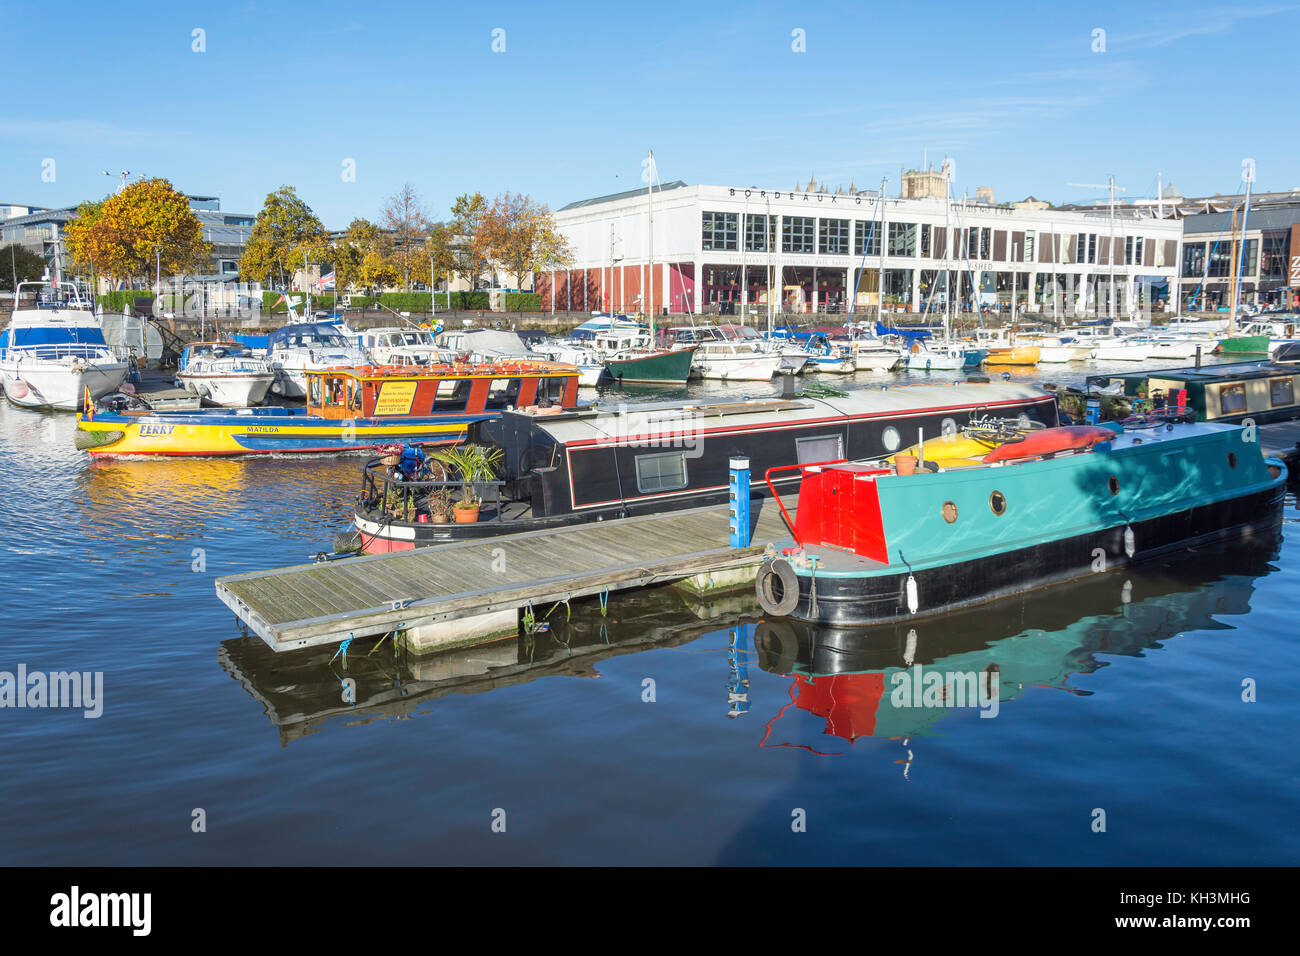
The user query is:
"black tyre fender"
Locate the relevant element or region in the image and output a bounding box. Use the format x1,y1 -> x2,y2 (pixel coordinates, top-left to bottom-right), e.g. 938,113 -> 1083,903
756,558 -> 800,617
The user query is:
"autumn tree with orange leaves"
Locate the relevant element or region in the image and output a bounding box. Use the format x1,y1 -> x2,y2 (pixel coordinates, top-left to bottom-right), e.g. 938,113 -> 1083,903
64,178 -> 212,286
479,192 -> 571,296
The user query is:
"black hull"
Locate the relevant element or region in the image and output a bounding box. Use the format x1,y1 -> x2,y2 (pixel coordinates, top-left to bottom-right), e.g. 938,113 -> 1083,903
354,484 -> 760,548
766,487 -> 1286,627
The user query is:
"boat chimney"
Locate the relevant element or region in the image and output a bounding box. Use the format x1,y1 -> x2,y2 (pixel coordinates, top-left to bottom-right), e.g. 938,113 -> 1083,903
781,373 -> 796,399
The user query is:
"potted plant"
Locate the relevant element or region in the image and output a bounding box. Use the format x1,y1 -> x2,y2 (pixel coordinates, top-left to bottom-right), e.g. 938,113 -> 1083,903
427,489 -> 454,524
430,444 -> 504,524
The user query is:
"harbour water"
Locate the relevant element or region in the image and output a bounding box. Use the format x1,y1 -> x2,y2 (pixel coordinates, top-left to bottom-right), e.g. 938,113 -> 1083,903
3,361 -> 1299,865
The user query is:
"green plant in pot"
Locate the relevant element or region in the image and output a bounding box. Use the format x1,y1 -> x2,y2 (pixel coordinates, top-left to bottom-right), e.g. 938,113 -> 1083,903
430,444 -> 504,524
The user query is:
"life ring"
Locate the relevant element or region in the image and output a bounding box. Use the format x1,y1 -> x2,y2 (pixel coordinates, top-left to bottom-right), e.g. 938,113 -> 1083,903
756,558 -> 801,617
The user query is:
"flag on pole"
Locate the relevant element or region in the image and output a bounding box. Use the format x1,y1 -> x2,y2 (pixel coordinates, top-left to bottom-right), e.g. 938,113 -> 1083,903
314,271 -> 336,292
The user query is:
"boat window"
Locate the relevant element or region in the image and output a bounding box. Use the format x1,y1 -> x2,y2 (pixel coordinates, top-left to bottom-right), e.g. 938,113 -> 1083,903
989,491 -> 1007,516
796,434 -> 843,464
1108,475 -> 1120,495
485,377 -> 523,410
308,376 -> 322,405
535,375 -> 566,405
1219,384 -> 1247,415
941,501 -> 958,523
1228,452 -> 1238,469
434,379 -> 472,411
941,417 -> 957,437
881,426 -> 902,452
635,451 -> 689,494
1270,378 -> 1294,407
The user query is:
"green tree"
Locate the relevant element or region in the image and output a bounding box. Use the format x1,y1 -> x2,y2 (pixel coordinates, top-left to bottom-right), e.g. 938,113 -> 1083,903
238,186 -> 326,289
0,243 -> 48,291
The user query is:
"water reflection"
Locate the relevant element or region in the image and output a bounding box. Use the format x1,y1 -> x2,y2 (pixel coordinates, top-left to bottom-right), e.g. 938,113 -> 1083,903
223,522 -> 1280,751
219,585 -> 715,746
749,525 -> 1280,756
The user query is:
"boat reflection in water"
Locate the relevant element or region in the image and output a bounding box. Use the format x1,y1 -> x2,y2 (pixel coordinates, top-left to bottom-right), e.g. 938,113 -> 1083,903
220,519 -> 1281,750
750,525 -> 1281,759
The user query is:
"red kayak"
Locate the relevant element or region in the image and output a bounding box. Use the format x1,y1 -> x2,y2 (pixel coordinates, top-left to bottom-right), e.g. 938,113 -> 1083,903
982,425 -> 1115,463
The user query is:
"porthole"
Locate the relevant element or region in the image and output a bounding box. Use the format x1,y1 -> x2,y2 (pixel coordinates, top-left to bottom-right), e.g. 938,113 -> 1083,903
941,501 -> 958,523
1228,452 -> 1238,469
1108,475 -> 1120,495
882,426 -> 902,452
989,490 -> 1007,516
941,417 -> 957,437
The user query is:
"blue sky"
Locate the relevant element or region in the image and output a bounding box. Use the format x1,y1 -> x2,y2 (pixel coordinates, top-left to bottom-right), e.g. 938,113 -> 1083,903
3,0 -> 1297,226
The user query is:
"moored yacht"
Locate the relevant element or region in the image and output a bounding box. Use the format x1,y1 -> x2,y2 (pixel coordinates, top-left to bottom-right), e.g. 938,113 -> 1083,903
0,281 -> 129,410
175,341 -> 275,407
266,322 -> 369,398
664,325 -> 784,381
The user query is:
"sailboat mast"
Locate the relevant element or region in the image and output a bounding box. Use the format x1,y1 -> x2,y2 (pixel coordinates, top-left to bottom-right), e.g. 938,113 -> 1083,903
1232,162 -> 1254,330
944,167 -> 951,339
876,177 -> 886,331
647,149 -> 655,344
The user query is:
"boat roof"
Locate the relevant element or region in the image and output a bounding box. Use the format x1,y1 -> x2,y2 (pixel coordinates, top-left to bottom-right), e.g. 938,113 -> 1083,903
305,360 -> 580,381
1098,360 -> 1289,384
508,382 -> 1053,444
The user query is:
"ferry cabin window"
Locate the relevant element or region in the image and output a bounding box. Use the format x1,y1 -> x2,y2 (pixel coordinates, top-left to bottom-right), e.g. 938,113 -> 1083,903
434,379 -> 472,411
796,434 -> 843,464
485,377 -> 522,410
1270,378 -> 1294,407
1219,384 -> 1247,415
635,451 -> 688,494
308,376 -> 322,405
536,375 -> 565,405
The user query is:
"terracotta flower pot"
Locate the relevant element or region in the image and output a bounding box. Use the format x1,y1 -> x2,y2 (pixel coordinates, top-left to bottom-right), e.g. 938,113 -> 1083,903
895,453 -> 918,476
453,503 -> 481,524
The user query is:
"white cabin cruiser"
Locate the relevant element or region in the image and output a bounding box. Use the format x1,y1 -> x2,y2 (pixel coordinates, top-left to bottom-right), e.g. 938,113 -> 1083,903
265,322 -> 369,398
360,327 -> 457,367
664,325 -> 784,381
175,341 -> 275,407
0,282 -> 129,410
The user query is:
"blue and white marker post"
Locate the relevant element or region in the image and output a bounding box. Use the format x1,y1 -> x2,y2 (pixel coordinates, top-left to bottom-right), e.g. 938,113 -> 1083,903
729,456 -> 751,548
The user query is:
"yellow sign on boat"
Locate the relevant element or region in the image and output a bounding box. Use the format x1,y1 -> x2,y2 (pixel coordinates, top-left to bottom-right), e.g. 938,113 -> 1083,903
373,380 -> 418,416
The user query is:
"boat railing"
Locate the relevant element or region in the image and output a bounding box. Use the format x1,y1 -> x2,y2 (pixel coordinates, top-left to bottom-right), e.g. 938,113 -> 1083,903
763,459 -> 849,545
360,462 -> 508,522
8,343 -> 117,361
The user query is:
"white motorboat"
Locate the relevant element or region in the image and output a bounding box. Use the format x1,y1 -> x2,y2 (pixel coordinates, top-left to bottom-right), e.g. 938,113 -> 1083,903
266,322 -> 369,398
851,343 -> 906,372
175,341 -> 275,407
664,325 -> 784,381
905,344 -> 967,371
0,281 -> 129,410
1089,338 -> 1151,362
360,327 -> 457,367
